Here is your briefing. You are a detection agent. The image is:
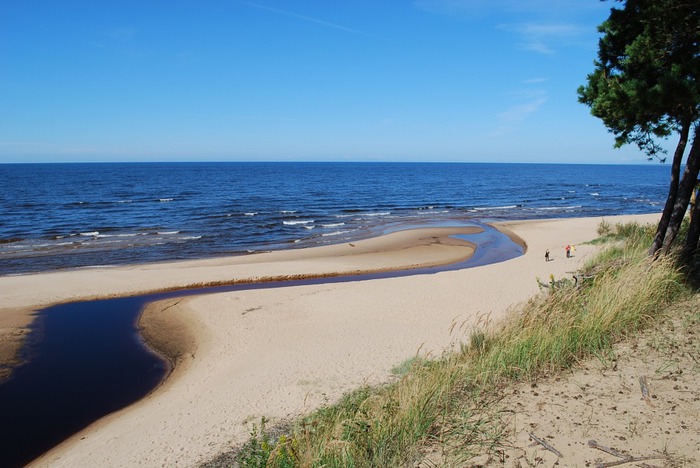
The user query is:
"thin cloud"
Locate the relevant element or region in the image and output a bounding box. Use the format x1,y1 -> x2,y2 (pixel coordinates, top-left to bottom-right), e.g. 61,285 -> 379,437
241,2 -> 396,43
500,87 -> 548,123
414,0 -> 606,16
523,77 -> 549,84
499,96 -> 548,123
499,22 -> 586,55
481,91 -> 548,140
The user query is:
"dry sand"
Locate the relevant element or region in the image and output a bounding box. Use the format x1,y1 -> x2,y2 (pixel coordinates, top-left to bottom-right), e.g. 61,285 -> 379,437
0,214 -> 669,467
492,295 -> 700,468
438,292 -> 700,468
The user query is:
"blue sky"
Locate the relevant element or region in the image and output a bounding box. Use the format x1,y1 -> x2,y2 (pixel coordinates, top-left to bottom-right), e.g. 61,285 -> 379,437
0,0 -> 663,164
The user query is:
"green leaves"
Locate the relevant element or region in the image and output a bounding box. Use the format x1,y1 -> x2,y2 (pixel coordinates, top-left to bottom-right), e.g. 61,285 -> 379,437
578,0 -> 700,158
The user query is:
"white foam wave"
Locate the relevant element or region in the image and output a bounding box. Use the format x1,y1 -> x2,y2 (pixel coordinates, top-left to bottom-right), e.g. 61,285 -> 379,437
95,239 -> 125,245
322,230 -> 352,237
538,205 -> 582,211
473,205 -> 518,211
362,212 -> 390,217
304,225 -> 315,230
80,231 -> 99,237
30,243 -> 53,249
96,233 -> 138,238
159,198 -> 174,202
244,212 -> 257,216
280,210 -> 297,214
157,231 -> 180,235
283,220 -> 314,225
589,193 -> 600,196
322,223 -> 345,228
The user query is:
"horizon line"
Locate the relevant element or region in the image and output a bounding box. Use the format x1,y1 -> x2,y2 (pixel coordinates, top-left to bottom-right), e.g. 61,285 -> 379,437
0,160 -> 662,166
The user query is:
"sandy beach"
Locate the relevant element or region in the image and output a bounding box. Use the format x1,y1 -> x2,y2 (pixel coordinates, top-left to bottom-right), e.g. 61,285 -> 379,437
0,214 -> 663,466
0,226 -> 480,374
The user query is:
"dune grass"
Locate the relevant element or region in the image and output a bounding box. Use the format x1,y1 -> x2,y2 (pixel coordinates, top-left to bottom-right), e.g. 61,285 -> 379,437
226,221 -> 692,467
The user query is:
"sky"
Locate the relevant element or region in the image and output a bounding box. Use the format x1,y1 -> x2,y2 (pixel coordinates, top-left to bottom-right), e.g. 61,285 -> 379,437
0,0 -> 666,164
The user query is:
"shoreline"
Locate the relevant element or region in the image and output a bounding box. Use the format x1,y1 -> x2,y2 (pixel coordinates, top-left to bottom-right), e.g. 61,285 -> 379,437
0,226 -> 481,383
0,214 -> 660,466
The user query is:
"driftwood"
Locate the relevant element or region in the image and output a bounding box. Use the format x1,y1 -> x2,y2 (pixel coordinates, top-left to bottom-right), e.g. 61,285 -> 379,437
639,376 -> 655,407
589,438 -> 667,468
588,440 -> 628,459
595,455 -> 666,468
528,432 -> 562,458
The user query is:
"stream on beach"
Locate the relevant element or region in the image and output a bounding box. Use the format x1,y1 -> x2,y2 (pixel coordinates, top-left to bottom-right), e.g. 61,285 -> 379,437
0,224 -> 522,467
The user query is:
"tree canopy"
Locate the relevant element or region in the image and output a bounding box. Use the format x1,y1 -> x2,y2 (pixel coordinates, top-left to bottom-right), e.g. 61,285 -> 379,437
578,0 -> 700,264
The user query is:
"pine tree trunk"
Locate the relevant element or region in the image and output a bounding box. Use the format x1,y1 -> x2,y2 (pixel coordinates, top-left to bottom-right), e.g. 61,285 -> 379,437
649,121 -> 691,256
662,131 -> 700,254
681,194 -> 700,267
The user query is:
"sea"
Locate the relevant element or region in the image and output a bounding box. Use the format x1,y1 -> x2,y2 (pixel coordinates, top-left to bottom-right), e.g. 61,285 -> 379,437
0,162 -> 669,276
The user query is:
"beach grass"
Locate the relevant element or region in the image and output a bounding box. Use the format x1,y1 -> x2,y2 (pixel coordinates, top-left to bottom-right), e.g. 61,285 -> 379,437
224,220 -> 693,467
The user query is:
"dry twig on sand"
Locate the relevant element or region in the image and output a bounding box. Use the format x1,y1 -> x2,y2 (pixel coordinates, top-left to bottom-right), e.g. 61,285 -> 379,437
595,455 -> 666,468
528,432 -> 562,458
639,376 -> 655,407
588,438 -> 667,468
588,440 -> 629,459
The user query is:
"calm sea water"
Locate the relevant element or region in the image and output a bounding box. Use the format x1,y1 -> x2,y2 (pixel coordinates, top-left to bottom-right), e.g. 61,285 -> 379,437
0,162 -> 668,276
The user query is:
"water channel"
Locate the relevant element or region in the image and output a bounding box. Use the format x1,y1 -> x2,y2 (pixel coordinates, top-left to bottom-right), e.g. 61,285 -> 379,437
0,224 -> 523,467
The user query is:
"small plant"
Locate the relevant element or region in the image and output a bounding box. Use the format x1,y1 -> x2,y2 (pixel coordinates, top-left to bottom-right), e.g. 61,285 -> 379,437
237,417 -> 298,467
391,356 -> 425,376
597,218 -> 612,236
237,417 -> 273,467
536,273 -> 573,291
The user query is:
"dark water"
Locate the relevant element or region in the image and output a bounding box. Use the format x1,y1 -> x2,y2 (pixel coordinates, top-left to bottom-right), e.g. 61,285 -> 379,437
0,162 -> 668,275
0,224 -> 520,467
0,296 -> 167,467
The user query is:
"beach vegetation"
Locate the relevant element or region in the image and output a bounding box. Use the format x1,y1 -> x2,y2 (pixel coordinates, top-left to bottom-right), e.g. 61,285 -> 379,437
224,220 -> 695,467
390,356 -> 426,377
234,417 -> 296,468
578,0 -> 700,264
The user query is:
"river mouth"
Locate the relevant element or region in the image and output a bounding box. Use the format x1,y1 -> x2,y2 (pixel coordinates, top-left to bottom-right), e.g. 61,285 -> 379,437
0,223 -> 522,467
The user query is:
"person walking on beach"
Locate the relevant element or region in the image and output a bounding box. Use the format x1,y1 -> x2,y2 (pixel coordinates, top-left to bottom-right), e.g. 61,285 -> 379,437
545,249 -> 550,262
565,245 -> 571,258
